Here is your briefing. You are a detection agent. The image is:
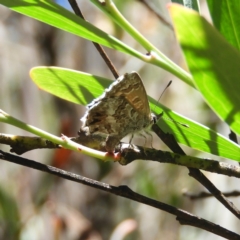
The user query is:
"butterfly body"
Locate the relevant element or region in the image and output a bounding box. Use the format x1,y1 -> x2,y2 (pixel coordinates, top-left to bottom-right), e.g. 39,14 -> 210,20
81,72 -> 155,152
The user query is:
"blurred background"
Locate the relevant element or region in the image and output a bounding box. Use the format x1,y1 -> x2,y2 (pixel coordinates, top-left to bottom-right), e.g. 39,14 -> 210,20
0,0 -> 239,239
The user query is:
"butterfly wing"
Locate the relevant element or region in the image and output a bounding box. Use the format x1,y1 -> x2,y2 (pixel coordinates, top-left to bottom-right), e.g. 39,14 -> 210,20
81,72 -> 153,151
109,72 -> 151,117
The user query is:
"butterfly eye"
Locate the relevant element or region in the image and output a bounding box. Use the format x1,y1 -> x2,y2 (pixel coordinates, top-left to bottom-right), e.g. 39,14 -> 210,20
151,113 -> 157,124
153,116 -> 157,124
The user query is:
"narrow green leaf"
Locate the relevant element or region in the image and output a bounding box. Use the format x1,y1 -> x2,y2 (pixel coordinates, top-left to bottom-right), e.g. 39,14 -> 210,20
0,0 -> 194,86
169,4 -> 240,136
207,0 -> 240,51
30,67 -> 111,105
90,0 -> 194,87
0,0 -> 141,58
30,67 -> 240,161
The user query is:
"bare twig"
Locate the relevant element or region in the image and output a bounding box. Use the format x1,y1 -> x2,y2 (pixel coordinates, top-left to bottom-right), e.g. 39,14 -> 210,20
0,131 -> 106,154
138,0 -> 174,30
1,133 -> 240,178
68,0 -> 119,79
151,124 -> 240,220
183,190 -> 240,200
0,149 -> 239,240
0,133 -> 60,154
119,146 -> 240,178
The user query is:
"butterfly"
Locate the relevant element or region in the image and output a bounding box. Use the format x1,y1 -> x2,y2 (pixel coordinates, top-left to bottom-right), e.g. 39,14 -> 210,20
81,72 -> 156,152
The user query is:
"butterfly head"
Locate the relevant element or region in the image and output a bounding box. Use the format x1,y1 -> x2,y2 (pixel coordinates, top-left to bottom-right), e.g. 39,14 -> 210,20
151,112 -> 157,125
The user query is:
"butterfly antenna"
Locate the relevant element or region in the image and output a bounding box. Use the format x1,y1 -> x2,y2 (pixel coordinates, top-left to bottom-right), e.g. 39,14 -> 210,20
152,81 -> 189,128
153,80 -> 172,114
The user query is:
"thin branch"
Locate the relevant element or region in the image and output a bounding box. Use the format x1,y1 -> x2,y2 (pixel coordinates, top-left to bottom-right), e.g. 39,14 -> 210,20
119,145 -> 240,178
0,131 -> 107,154
183,190 -> 240,200
151,124 -> 240,220
137,0 -> 174,30
0,133 -> 60,154
68,0 -> 119,79
0,149 -> 239,240
1,133 -> 240,178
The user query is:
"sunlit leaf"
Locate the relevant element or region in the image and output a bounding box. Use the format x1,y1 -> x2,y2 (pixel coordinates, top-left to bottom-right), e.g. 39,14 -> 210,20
30,67 -> 240,161
169,4 -> 240,137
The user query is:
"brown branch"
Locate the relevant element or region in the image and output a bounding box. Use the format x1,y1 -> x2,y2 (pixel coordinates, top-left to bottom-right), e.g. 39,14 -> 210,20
137,0 -> 174,30
119,145 -> 240,178
0,131 -> 106,154
0,149 -> 239,240
183,190 -> 240,200
0,133 -> 60,154
151,124 -> 240,220
68,0 -> 119,79
1,133 -> 240,178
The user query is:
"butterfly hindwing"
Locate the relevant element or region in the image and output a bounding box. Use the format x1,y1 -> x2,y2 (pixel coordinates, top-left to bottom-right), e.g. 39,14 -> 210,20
81,72 -> 155,152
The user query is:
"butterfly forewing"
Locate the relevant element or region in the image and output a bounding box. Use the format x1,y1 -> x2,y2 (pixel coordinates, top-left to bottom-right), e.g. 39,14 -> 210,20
120,72 -> 151,116
81,72 -> 155,152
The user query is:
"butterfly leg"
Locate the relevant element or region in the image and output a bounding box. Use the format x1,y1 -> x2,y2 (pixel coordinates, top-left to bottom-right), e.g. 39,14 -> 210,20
144,131 -> 154,148
138,133 -> 147,147
128,134 -> 135,149
138,131 -> 153,156
138,133 -> 148,156
129,134 -> 134,144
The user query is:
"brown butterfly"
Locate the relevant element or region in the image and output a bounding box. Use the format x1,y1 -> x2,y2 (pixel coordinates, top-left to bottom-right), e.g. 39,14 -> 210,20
81,72 -> 156,152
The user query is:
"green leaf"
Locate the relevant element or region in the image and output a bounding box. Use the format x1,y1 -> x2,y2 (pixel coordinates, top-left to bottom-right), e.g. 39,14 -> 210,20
30,67 -> 240,161
0,0 -> 141,58
169,4 -> 240,136
30,67 -> 111,105
207,0 -> 240,51
90,0 -> 193,87
1,0 -> 193,87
